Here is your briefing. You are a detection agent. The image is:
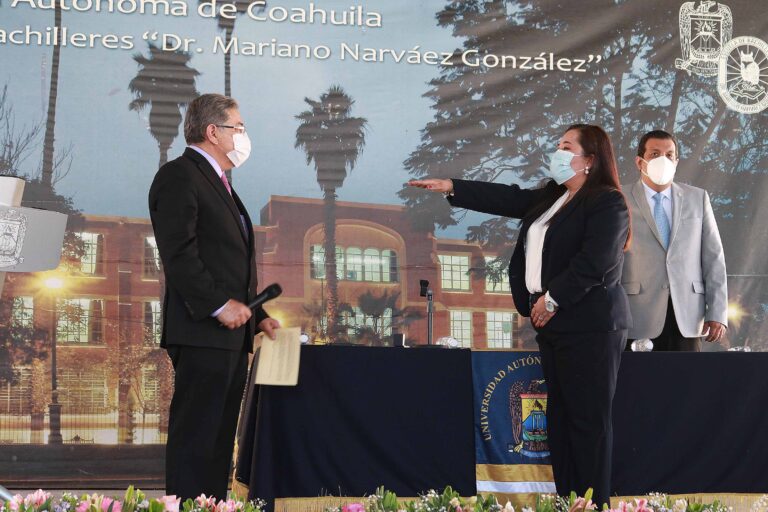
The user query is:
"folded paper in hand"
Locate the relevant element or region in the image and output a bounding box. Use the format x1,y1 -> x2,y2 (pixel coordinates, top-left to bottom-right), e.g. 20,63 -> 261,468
254,326 -> 301,386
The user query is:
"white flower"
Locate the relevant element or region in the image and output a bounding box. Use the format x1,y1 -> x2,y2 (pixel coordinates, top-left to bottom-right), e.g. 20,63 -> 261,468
751,495 -> 768,512
672,499 -> 687,512
449,498 -> 460,508
522,507 -> 534,512
502,501 -> 515,512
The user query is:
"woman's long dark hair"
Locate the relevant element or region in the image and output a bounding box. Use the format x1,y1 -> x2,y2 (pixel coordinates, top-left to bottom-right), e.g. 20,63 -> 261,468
524,124 -> 632,250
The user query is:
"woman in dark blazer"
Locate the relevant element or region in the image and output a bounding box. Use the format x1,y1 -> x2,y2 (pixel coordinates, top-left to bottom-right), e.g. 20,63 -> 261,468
409,124 -> 631,508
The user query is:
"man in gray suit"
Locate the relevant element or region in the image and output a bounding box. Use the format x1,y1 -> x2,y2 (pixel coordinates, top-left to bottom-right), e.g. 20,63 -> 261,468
622,130 -> 728,351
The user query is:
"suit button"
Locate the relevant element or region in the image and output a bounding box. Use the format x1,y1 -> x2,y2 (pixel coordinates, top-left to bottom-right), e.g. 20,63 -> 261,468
662,283 -> 669,289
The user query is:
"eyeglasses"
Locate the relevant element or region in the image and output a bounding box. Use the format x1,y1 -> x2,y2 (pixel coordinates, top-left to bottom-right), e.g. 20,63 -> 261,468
215,124 -> 246,134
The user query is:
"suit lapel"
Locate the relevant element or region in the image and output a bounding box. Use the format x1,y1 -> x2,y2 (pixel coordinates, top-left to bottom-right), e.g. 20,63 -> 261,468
185,148 -> 248,246
668,182 -> 683,248
631,180 -> 666,249
232,190 -> 253,250
545,190 -> 581,238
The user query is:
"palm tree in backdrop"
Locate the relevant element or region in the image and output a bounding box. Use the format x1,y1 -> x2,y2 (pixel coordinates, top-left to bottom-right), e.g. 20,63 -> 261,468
40,4 -> 62,188
128,43 -> 200,167
295,86 -> 367,340
201,0 -> 265,184
355,291 -> 422,346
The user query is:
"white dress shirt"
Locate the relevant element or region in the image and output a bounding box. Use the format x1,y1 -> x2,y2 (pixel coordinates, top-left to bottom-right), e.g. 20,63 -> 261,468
642,181 -> 673,227
525,191 -> 570,296
189,145 -> 224,179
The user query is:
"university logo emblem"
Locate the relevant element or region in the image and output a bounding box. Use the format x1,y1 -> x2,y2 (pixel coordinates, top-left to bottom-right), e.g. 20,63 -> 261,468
0,208 -> 27,268
675,1 -> 733,77
717,37 -> 768,114
508,379 -> 549,458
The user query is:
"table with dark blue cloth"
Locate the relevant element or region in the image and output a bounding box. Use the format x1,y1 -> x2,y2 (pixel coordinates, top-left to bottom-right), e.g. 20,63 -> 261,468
611,352 -> 768,495
235,345 -> 477,506
235,348 -> 768,506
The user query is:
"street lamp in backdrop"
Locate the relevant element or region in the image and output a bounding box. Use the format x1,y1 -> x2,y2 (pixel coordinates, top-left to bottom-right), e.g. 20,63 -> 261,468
41,274 -> 66,444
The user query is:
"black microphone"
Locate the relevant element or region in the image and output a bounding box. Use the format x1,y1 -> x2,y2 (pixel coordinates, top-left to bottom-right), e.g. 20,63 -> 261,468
247,283 -> 282,310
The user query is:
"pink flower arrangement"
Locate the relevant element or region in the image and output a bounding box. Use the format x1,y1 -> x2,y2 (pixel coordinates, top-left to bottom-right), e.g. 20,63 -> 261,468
24,491 -> 50,509
0,489 -> 266,512
341,504 -> 365,512
214,499 -> 244,512
195,495 -> 219,510
7,496 -> 22,512
607,498 -> 654,512
75,494 -> 122,512
158,496 -> 180,512
568,497 -> 597,512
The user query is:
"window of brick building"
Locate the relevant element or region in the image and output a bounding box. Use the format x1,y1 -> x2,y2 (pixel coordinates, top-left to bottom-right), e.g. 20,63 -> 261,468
0,366 -> 32,415
450,310 -> 473,347
78,232 -> 104,275
486,311 -> 517,349
56,298 -> 104,344
143,301 -> 162,345
58,368 -> 109,413
485,257 -> 511,294
11,296 -> 34,328
311,245 -> 398,283
439,254 -> 471,291
143,236 -> 161,279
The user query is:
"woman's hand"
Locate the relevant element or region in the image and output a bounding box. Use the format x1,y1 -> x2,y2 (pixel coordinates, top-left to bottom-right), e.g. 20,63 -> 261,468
531,295 -> 556,328
407,179 -> 454,194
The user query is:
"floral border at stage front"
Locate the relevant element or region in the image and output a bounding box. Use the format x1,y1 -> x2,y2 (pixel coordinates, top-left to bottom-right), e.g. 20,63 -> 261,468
3,487 -> 768,512
0,488 -> 264,512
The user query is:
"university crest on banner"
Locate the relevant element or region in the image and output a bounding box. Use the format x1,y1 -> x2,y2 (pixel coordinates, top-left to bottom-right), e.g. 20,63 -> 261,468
0,208 -> 27,268
675,1 -> 733,77
673,1 -> 768,113
510,382 -> 548,458
472,351 -> 555,495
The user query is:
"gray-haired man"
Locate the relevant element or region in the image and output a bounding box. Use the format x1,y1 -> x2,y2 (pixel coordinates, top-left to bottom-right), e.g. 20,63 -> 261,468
149,93 -> 280,499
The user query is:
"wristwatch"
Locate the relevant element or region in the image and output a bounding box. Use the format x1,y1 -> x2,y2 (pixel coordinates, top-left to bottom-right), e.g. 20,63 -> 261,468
544,292 -> 558,313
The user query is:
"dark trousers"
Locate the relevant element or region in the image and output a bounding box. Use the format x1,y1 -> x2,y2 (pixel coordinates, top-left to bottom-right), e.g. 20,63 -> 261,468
166,345 -> 249,501
536,329 -> 626,509
626,299 -> 701,352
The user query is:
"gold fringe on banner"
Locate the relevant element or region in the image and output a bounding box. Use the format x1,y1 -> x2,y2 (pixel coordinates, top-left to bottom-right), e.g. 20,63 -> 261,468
476,463 -> 554,482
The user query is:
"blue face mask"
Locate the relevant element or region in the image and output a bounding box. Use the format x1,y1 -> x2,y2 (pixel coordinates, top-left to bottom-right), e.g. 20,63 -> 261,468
547,149 -> 582,184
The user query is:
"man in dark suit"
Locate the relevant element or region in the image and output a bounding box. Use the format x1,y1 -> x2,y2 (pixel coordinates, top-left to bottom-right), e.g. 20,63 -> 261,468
148,93 -> 280,500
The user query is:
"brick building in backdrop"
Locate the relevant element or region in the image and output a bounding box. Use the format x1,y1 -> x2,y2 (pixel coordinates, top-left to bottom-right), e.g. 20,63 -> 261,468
0,196 -> 530,445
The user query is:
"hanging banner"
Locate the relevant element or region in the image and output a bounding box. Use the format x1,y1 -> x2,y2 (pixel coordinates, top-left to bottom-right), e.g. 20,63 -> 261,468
472,351 -> 555,497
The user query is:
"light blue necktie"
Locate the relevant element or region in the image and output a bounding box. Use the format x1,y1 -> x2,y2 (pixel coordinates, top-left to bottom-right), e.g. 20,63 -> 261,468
653,192 -> 670,249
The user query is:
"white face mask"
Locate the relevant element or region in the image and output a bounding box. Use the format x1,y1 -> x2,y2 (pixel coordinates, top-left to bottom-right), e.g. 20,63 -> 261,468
642,156 -> 677,186
547,149 -> 588,184
226,132 -> 252,168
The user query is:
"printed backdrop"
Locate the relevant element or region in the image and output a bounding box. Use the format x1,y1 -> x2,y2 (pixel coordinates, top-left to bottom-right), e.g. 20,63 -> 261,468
0,0 -> 766,487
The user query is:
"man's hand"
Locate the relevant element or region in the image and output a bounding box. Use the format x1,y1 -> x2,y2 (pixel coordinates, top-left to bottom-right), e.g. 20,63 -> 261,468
531,295 -> 556,328
216,299 -> 252,330
258,318 -> 281,340
407,179 -> 454,194
703,321 -> 726,343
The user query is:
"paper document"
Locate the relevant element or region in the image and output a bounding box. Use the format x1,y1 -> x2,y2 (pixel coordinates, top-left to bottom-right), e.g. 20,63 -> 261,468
254,327 -> 301,386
